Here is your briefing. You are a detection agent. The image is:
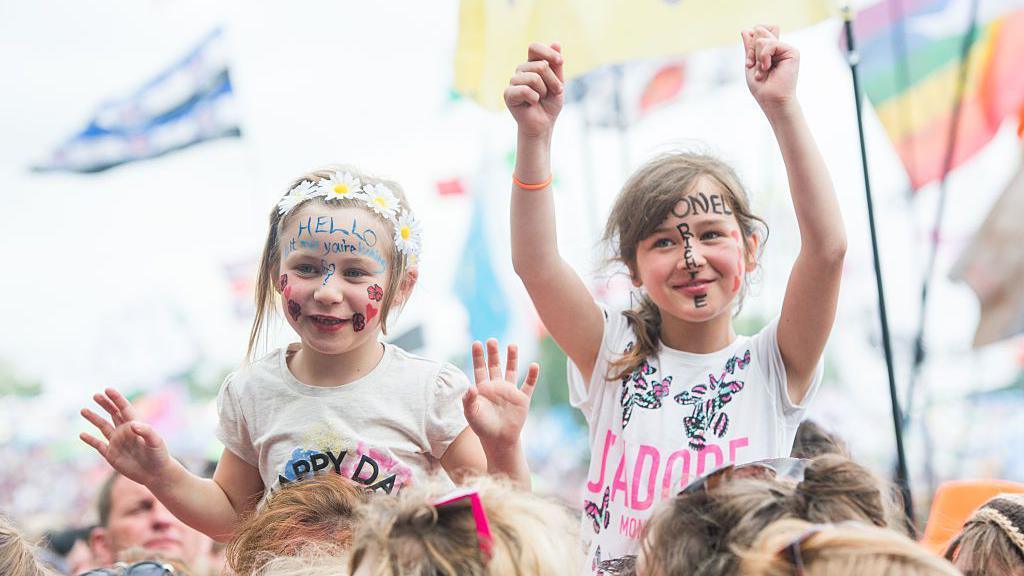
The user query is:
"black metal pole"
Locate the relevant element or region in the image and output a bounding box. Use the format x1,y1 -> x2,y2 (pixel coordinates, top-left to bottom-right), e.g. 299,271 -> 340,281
841,5 -> 915,525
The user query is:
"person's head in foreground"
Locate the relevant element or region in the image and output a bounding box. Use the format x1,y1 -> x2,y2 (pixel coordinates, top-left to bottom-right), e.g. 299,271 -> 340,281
636,454 -> 905,576
227,472 -> 366,576
0,514 -> 58,576
738,519 -> 959,576
944,492 -> 1024,576
348,475 -> 581,575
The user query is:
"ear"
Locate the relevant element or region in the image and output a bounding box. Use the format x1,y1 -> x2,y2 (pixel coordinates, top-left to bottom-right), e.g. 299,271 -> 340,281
89,526 -> 114,566
395,266 -> 419,306
744,233 -> 760,272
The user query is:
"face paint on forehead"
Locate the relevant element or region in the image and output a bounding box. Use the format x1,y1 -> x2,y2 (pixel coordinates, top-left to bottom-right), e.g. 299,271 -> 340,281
671,191 -> 734,219
284,213 -> 390,275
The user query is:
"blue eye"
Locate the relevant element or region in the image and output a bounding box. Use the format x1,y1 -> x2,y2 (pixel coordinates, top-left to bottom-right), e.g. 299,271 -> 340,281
344,268 -> 368,278
296,263 -> 318,275
653,238 -> 674,248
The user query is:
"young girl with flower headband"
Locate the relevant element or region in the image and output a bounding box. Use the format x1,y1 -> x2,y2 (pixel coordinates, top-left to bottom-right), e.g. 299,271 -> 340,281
80,167 -> 539,542
505,26 -> 846,571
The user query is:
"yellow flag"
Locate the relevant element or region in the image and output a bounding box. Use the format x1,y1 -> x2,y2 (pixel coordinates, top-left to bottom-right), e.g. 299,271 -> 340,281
454,0 -> 837,109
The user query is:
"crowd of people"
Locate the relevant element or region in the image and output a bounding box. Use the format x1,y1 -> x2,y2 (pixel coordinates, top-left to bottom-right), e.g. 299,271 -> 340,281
2,24 -> 1022,576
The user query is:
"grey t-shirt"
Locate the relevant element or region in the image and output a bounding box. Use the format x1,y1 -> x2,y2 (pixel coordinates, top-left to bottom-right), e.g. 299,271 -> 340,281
216,342 -> 470,496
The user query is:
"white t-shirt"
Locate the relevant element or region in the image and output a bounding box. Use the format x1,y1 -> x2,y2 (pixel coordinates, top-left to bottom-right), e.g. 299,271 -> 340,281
569,307 -> 822,573
216,342 -> 470,499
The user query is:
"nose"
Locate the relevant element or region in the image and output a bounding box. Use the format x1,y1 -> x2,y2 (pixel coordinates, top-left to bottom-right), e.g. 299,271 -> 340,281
150,501 -> 179,530
680,241 -> 706,271
313,271 -> 345,306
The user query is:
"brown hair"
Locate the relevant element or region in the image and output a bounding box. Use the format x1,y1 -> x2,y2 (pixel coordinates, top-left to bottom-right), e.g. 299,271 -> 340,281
0,515 -> 59,576
247,166 -> 415,360
603,152 -> 768,381
227,473 -> 366,576
945,493 -> 1024,576
738,519 -> 959,576
97,471 -> 120,527
791,419 -> 849,459
640,454 -> 904,576
348,475 -> 581,576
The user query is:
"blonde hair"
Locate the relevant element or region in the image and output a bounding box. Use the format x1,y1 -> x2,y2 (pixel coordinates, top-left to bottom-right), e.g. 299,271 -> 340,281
227,473 -> 366,576
945,493 -> 1024,576
739,519 -> 959,576
114,548 -> 194,575
640,454 -> 905,576
348,475 -> 581,576
247,166 -> 415,360
0,515 -> 58,576
252,547 -> 348,576
602,152 -> 768,381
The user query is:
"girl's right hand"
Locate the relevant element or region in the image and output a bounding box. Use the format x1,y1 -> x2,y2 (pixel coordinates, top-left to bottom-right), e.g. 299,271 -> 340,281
80,388 -> 174,488
504,42 -> 565,138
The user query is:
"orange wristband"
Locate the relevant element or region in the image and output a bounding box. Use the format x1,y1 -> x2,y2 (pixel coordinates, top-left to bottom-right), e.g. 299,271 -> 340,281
513,174 -> 553,190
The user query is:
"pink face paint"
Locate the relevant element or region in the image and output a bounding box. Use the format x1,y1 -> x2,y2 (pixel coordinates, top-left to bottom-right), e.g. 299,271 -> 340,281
352,312 -> 366,332
284,285 -> 292,300
367,284 -> 383,302
287,300 -> 301,321
731,230 -> 744,293
365,302 -> 378,322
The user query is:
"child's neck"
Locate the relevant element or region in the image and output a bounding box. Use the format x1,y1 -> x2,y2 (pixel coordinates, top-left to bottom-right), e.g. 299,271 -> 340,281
289,338 -> 385,387
659,312 -> 737,354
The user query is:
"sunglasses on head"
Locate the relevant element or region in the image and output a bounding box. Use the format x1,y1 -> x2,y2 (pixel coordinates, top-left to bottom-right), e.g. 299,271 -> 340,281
79,561 -> 176,576
432,488 -> 493,561
679,457 -> 809,495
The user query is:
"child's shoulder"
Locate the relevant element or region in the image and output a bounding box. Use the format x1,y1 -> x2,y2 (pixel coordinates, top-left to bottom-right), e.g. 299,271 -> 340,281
386,344 -> 469,387
225,346 -> 291,389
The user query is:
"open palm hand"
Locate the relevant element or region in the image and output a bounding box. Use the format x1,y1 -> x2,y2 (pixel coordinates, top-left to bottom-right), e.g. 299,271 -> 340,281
463,339 -> 540,450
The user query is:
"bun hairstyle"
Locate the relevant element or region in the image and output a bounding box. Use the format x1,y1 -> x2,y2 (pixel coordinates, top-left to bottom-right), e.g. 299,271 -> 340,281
640,454 -> 904,576
348,475 -> 581,576
738,519 -> 960,576
790,419 -> 849,459
227,473 -> 366,576
945,492 -> 1024,576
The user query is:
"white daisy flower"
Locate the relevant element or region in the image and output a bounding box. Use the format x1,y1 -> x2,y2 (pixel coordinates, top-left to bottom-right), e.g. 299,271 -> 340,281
393,210 -> 423,257
277,179 -> 319,215
321,171 -> 365,202
364,183 -> 400,220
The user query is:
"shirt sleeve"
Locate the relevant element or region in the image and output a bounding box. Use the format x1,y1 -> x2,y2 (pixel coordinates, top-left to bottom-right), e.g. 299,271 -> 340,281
426,363 -> 472,459
215,372 -> 259,466
567,304 -> 628,418
753,317 -> 824,426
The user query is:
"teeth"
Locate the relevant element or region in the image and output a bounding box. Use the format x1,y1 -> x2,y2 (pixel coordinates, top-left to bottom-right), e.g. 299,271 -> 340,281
315,317 -> 342,325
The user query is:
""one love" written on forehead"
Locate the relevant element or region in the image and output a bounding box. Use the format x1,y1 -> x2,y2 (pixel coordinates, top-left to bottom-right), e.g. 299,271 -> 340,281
671,192 -> 733,218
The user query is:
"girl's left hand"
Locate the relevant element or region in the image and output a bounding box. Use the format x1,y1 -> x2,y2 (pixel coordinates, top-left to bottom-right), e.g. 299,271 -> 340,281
742,25 -> 799,109
462,339 -> 540,449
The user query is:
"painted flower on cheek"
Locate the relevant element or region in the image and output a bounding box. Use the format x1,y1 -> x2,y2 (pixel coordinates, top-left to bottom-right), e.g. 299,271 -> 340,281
367,284 -> 384,302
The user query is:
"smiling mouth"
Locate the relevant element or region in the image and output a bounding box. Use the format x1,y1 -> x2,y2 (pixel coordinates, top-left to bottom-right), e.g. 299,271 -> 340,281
309,315 -> 347,326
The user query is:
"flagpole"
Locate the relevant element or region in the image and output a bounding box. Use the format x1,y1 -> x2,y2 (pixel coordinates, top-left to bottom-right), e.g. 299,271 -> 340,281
841,4 -> 915,525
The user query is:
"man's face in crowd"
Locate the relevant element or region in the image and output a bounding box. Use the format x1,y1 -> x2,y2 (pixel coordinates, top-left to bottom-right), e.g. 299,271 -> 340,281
89,475 -> 209,567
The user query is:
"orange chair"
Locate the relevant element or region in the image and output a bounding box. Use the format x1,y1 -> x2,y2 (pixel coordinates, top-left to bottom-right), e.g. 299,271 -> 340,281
920,479 -> 1024,554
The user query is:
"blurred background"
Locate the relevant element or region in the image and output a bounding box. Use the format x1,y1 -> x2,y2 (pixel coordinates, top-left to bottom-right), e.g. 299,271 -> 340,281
2,0 -> 1023,536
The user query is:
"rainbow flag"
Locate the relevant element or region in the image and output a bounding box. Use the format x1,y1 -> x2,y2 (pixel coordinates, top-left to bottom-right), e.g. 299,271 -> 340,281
852,0 -> 1024,190
455,0 -> 836,110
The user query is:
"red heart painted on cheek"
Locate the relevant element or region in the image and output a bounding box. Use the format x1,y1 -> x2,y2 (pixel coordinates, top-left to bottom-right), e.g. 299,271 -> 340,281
365,302 -> 378,322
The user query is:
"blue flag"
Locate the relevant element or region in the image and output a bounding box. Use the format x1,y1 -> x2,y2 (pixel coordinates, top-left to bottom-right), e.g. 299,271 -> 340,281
454,195 -> 510,346
34,27 -> 239,173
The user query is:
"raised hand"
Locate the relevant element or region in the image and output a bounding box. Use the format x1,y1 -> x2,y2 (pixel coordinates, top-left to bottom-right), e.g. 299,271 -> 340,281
462,339 -> 540,450
741,25 -> 799,110
504,42 -> 565,138
80,388 -> 174,488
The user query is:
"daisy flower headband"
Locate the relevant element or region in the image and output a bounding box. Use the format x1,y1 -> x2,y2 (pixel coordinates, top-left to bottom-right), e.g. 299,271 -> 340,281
277,171 -> 423,257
